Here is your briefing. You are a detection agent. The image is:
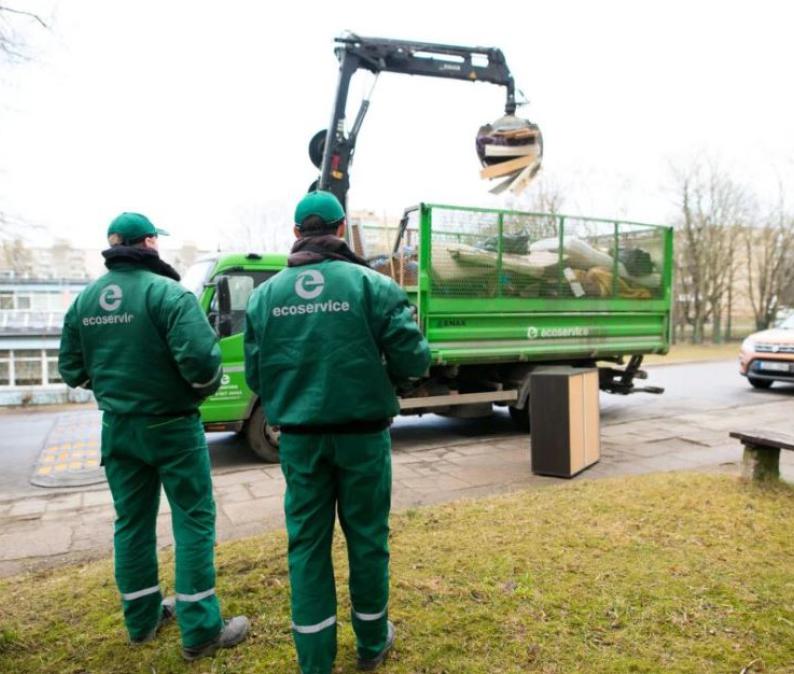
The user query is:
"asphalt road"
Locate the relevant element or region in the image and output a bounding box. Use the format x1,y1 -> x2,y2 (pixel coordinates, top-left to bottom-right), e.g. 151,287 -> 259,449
1,359 -> 792,498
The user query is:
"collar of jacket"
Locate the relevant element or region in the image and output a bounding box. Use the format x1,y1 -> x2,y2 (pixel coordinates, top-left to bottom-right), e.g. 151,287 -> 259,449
287,235 -> 370,269
102,245 -> 181,282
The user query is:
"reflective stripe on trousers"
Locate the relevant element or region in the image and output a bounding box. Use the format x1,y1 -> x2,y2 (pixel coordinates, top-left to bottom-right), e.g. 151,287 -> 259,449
353,606 -> 387,622
121,584 -> 160,602
292,615 -> 337,634
176,588 -> 216,602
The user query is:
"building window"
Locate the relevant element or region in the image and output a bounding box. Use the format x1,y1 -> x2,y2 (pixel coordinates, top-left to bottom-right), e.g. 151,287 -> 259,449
0,293 -> 12,310
45,349 -> 62,384
0,351 -> 9,386
30,293 -> 61,311
14,349 -> 43,386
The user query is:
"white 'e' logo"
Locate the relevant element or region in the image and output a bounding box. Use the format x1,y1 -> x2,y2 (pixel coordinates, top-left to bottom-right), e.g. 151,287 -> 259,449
295,270 -> 324,300
99,284 -> 123,311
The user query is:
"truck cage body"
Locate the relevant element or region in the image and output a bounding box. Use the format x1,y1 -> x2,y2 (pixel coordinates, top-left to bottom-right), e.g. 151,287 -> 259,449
388,203 -> 673,366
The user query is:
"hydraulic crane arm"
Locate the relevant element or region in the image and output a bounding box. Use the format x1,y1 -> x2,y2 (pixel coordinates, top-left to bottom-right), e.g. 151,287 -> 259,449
313,34 -> 521,210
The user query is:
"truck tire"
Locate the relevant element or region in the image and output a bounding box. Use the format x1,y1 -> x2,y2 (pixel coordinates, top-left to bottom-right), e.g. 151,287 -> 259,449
508,405 -> 531,432
748,377 -> 773,390
246,405 -> 281,462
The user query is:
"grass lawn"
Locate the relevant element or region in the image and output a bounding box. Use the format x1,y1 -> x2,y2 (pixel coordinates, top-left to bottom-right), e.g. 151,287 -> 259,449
1,472 -> 793,673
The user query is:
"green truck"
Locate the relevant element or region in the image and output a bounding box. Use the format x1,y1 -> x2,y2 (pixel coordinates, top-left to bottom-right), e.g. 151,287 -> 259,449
183,202 -> 673,461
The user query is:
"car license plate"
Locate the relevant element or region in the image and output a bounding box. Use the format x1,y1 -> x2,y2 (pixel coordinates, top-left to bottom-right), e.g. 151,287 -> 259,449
759,361 -> 791,372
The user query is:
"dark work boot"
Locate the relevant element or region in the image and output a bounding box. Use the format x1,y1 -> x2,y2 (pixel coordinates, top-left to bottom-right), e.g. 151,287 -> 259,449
181,615 -> 250,661
357,620 -> 395,671
130,596 -> 176,646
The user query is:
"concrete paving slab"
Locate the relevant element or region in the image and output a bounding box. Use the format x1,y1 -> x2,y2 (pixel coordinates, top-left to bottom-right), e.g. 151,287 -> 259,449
397,473 -> 473,493
0,522 -> 72,559
214,484 -> 254,504
248,478 -> 286,499
8,498 -> 48,519
222,496 -> 283,525
45,493 -> 83,512
82,490 -> 113,507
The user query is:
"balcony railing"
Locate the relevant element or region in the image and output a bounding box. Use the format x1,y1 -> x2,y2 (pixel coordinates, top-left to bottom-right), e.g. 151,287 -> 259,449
0,310 -> 66,334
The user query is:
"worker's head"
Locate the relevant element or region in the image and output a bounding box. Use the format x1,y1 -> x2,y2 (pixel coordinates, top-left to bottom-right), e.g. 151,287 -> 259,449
293,191 -> 346,239
107,212 -> 169,250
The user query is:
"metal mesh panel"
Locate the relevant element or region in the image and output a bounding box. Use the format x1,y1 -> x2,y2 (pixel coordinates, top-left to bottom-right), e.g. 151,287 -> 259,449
500,212 -> 559,298
430,208 -> 500,297
431,207 -> 567,299
428,205 -> 665,301
362,226 -> 399,258
557,218 -> 619,300
616,223 -> 666,299
369,210 -> 420,287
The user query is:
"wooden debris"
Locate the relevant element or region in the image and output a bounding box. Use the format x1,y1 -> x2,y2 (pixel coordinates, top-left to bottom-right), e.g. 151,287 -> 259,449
509,158 -> 542,195
476,114 -> 543,196
491,127 -> 540,139
484,143 -> 538,157
489,172 -> 520,195
480,154 -> 535,179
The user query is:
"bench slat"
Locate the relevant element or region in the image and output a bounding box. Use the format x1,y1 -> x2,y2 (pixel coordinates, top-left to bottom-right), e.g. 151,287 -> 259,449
729,430 -> 794,452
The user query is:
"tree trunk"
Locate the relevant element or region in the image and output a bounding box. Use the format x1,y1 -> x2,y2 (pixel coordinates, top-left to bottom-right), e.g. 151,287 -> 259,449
712,307 -> 722,344
726,264 -> 734,340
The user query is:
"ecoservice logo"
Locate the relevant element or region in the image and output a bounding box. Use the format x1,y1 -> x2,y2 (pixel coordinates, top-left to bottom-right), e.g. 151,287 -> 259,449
295,270 -> 325,300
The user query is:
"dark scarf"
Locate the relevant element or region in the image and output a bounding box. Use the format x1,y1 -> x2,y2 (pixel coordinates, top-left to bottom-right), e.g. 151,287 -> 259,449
102,245 -> 181,281
288,235 -> 370,268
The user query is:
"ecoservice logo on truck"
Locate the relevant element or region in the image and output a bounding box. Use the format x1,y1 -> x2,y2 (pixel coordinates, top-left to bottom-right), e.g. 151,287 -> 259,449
527,326 -> 591,339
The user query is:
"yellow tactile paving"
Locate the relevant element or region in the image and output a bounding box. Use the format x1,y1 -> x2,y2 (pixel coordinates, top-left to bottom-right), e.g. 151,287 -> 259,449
32,412 -> 104,485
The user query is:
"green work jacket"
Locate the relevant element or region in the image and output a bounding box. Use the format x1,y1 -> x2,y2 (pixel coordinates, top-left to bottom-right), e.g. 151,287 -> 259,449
59,252 -> 222,415
244,258 -> 430,427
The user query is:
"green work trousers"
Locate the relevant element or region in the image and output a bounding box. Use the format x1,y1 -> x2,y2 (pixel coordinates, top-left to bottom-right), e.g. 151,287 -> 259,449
280,430 -> 392,674
101,412 -> 223,648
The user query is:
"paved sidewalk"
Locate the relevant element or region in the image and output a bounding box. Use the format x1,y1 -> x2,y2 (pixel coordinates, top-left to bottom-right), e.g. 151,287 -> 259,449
1,397 -> 793,577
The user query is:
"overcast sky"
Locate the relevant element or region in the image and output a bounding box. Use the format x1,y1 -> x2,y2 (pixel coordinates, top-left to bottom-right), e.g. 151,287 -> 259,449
1,0 -> 793,252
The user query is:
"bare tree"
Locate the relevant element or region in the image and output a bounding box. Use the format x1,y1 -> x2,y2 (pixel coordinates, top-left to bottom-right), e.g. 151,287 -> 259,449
168,242 -> 201,276
509,174 -> 567,215
0,4 -> 47,63
505,174 -> 568,239
1,4 -> 49,230
744,193 -> 794,330
671,158 -> 750,343
0,237 -> 33,277
222,202 -> 292,253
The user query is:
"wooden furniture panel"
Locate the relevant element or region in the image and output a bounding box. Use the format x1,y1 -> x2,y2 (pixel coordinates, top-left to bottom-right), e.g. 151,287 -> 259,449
530,367 -> 600,478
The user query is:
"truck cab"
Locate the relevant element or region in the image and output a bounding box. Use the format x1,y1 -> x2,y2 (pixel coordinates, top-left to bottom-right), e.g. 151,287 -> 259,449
184,252 -> 287,461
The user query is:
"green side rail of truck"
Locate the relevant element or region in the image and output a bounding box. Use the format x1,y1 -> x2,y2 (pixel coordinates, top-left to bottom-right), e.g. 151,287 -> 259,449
182,202 -> 673,461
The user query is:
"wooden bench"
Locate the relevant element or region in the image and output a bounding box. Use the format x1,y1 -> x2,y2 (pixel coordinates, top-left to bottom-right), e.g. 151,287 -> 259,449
729,430 -> 794,482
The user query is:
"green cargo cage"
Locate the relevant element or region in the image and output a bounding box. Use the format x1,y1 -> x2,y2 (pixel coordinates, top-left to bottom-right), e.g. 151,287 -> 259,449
390,203 -> 673,365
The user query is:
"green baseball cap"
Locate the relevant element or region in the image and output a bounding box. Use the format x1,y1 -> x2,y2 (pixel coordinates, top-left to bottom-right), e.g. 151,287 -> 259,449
294,191 -> 345,228
107,212 -> 169,241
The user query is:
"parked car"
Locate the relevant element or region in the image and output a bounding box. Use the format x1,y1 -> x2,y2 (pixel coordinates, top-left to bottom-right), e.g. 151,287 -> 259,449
739,315 -> 794,388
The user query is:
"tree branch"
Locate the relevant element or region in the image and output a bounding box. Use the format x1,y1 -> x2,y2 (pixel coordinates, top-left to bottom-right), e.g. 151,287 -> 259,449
0,5 -> 47,29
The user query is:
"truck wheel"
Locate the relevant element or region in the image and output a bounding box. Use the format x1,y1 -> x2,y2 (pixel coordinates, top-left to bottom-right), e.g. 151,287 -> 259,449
748,377 -> 773,390
246,405 -> 281,462
508,405 -> 531,432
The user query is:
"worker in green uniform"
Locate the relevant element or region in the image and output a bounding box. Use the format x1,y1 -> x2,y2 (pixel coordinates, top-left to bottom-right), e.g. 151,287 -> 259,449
244,191 -> 431,674
58,212 -> 249,660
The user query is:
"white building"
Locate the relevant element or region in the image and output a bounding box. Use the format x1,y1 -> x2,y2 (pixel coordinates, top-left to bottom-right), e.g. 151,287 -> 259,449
0,276 -> 91,405
0,237 -> 209,405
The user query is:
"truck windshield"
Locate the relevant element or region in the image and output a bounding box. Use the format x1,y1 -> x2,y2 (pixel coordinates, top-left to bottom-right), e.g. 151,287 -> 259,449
182,260 -> 215,297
